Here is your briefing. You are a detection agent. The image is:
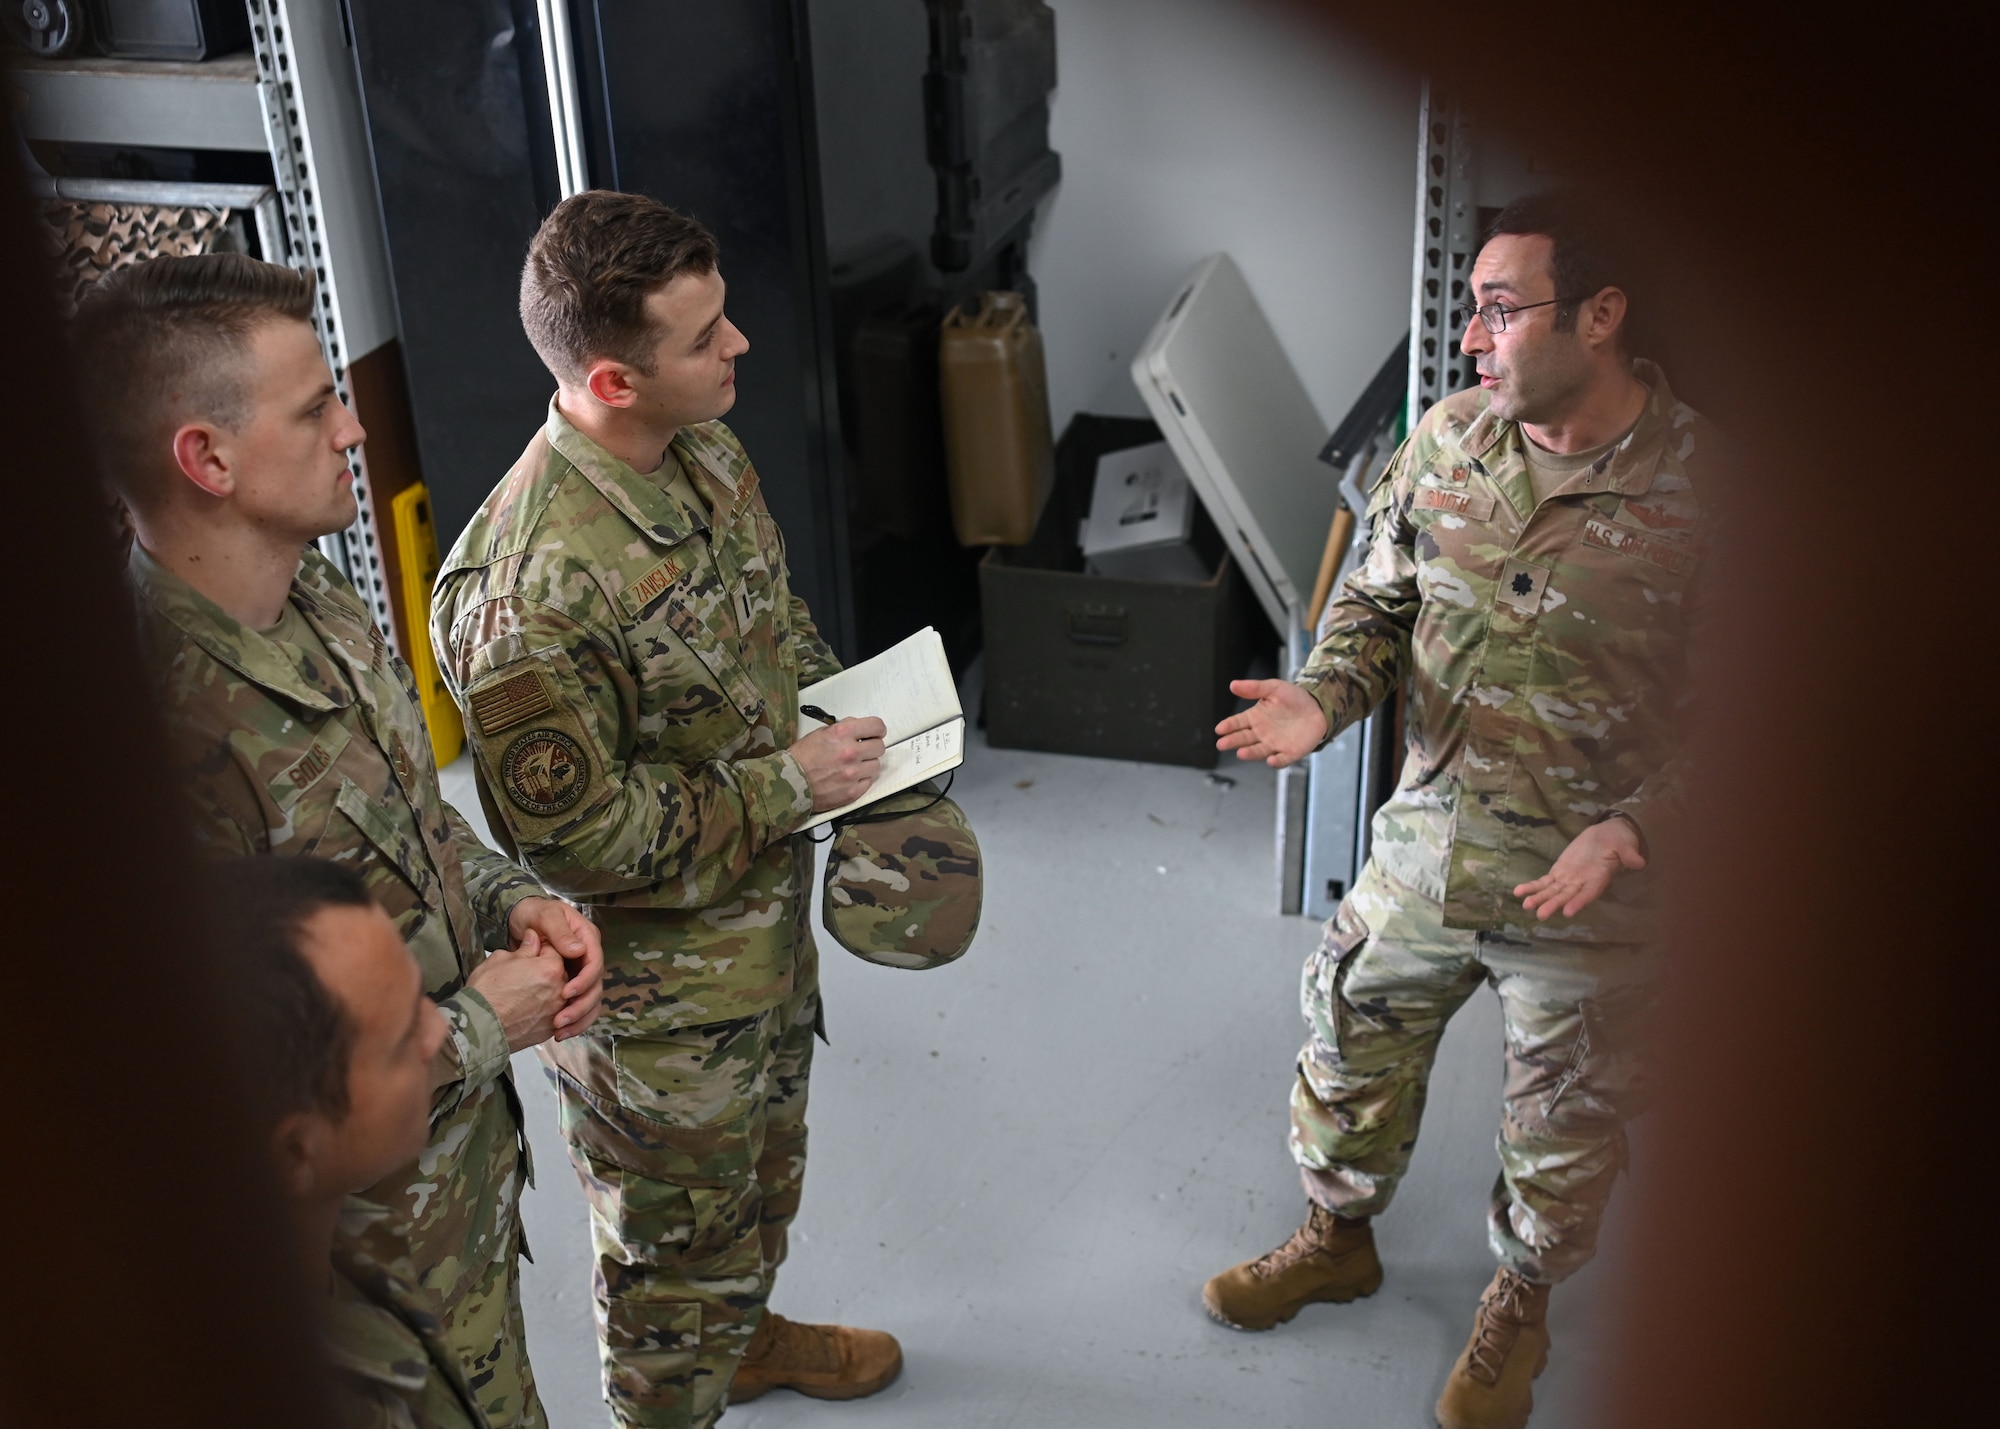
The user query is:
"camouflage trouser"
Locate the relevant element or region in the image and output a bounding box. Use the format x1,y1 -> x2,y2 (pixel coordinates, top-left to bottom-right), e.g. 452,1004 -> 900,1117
440,1243 -> 545,1428
542,975 -> 817,1429
1291,861 -> 1654,1284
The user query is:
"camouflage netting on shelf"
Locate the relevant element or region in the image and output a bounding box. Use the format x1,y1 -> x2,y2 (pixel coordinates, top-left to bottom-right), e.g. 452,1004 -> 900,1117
42,201 -> 231,312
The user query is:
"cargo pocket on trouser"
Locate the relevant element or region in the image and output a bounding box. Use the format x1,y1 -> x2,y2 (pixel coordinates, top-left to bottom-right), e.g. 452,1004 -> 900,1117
1494,965 -> 1656,1282
1292,898 -> 1416,1213
543,1027 -> 774,1426
756,986 -> 818,1272
601,1298 -> 704,1429
1540,981 -> 1654,1130
601,1023 -> 771,1278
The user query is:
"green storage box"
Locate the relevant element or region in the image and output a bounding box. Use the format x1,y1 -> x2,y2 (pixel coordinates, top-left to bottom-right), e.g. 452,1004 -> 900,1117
980,414 -> 1262,768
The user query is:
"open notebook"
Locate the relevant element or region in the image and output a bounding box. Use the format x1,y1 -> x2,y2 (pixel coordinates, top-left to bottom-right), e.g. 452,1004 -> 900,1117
798,627 -> 965,827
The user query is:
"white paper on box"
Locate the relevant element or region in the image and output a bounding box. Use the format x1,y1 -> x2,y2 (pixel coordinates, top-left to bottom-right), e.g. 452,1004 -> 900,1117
1079,440 -> 1195,557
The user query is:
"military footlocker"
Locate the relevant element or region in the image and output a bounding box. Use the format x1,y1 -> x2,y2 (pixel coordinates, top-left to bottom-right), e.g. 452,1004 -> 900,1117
980,414 -> 1265,768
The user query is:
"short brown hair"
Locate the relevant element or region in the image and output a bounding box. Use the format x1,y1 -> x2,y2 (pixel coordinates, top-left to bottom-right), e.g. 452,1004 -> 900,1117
71,253 -> 316,501
519,190 -> 719,384
1484,190 -> 1633,348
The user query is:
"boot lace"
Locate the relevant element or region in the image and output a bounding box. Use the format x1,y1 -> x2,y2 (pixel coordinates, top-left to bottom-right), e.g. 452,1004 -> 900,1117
1249,1208 -> 1342,1279
1464,1271 -> 1538,1386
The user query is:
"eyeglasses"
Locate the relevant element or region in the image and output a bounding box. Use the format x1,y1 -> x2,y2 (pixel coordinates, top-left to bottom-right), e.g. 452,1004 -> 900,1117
1452,297 -> 1584,333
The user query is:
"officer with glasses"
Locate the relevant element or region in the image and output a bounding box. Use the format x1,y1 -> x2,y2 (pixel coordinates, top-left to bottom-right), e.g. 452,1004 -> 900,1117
1204,190 -> 1721,1429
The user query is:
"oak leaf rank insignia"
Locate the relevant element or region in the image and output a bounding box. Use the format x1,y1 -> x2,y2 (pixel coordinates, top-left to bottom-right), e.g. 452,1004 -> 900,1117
501,727 -> 589,817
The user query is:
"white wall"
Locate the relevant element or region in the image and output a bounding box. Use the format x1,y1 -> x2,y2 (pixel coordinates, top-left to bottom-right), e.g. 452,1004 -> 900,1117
1029,0 -> 1418,437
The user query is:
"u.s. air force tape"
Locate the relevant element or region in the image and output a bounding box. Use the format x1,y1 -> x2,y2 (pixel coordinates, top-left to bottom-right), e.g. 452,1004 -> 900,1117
501,727 -> 588,817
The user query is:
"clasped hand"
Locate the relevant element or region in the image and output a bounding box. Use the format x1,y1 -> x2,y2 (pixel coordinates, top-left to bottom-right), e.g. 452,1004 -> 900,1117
464,896 -> 606,1054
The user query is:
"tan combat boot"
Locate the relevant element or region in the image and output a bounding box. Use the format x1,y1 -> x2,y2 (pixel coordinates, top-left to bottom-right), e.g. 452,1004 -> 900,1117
1202,1205 -> 1383,1330
727,1311 -> 903,1404
1434,1268 -> 1552,1429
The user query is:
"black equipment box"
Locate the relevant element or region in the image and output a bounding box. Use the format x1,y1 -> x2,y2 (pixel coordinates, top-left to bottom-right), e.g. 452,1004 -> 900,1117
87,0 -> 248,60
923,0 -> 1061,273
981,414 -> 1260,769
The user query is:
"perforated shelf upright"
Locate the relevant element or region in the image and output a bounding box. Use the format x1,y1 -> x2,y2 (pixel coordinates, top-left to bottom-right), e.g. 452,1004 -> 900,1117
7,1 -> 412,655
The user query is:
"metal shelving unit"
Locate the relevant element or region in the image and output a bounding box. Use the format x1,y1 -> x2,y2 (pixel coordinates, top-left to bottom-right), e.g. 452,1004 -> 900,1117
1288,83 -> 1532,919
245,0 -> 398,636
1410,82 -> 1480,423
8,1 -> 402,645
10,52 -> 266,149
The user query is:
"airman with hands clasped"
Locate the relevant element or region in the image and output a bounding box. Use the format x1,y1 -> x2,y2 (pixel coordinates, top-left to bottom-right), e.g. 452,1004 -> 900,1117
76,252 -> 604,1429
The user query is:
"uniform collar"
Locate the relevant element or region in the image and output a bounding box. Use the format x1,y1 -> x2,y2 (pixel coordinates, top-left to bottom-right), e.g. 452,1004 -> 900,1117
327,1219 -> 485,1415
1464,358 -> 1680,503
543,401 -> 746,548
324,1264 -> 433,1392
128,542 -> 357,712
670,421 -> 751,523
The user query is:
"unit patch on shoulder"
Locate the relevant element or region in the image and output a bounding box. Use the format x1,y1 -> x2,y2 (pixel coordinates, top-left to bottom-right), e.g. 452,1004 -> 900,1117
469,669 -> 554,736
501,728 -> 589,817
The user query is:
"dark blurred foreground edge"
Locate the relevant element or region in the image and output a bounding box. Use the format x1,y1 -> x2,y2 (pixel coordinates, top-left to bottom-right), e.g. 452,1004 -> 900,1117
2,4 -> 1990,1422
1284,1 -> 1992,1424
0,117 -> 328,1425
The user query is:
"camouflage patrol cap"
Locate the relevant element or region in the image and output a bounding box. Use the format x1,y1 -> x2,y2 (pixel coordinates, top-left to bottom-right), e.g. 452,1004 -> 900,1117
821,783 -> 982,969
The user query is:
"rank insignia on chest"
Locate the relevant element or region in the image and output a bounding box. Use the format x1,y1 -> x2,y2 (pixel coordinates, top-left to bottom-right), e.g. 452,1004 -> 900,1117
1497,556 -> 1553,615
501,728 -> 589,817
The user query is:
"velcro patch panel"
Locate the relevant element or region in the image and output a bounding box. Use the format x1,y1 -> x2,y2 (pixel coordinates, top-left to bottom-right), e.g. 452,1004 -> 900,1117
468,668 -> 554,736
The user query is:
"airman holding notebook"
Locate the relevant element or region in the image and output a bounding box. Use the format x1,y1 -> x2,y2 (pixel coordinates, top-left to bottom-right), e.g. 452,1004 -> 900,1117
433,191 -> 901,1428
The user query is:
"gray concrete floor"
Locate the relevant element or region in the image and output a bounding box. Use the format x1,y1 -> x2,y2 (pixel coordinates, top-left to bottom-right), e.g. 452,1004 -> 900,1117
441,720 -> 1632,1428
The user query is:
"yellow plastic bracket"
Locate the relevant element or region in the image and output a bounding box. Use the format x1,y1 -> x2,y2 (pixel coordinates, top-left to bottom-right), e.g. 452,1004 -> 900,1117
388,483 -> 465,768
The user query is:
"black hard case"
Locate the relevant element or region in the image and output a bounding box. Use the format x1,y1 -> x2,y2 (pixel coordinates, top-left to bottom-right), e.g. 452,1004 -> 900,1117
87,0 -> 248,60
980,414 -> 1260,769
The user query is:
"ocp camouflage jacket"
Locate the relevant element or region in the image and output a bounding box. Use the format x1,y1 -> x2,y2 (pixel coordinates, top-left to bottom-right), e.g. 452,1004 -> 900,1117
328,1243 -> 482,1429
129,545 -> 538,1370
1301,361 -> 1715,943
432,405 -> 840,1035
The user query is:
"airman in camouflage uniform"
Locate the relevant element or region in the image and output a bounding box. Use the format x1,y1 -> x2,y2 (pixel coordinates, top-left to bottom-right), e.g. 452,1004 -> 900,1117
87,253 -> 605,1429
435,191 -> 905,1428
434,397 -> 890,1426
132,546 -> 553,1428
1207,196 -> 1713,1429
1282,359 -> 1705,1275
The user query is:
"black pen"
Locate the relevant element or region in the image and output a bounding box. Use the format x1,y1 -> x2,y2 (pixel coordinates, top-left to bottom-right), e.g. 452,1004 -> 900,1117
800,704 -> 840,725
